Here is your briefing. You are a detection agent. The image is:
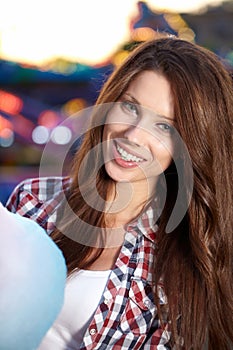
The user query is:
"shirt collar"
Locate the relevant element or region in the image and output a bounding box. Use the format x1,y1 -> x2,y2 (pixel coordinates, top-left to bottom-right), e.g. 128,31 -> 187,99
128,199 -> 159,243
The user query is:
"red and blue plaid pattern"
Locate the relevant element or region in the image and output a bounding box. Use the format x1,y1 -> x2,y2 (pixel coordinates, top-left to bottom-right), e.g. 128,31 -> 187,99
6,177 -> 171,349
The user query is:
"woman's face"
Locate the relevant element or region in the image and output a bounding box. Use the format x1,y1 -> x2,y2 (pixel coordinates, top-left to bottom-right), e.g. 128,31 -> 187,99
102,70 -> 176,188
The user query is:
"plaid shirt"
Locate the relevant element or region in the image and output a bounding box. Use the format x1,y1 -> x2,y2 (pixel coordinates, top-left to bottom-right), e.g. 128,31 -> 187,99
6,177 -> 171,350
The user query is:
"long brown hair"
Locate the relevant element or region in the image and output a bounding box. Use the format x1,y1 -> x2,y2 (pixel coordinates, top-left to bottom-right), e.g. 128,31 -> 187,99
51,36 -> 233,349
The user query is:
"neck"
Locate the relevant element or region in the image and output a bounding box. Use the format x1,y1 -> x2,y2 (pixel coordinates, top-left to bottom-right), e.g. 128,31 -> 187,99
105,178 -> 157,227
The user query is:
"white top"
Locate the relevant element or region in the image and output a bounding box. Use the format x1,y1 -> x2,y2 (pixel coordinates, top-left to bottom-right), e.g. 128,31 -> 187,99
38,269 -> 111,350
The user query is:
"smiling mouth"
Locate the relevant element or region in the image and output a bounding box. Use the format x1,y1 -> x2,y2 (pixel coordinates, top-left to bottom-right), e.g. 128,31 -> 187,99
116,143 -> 145,163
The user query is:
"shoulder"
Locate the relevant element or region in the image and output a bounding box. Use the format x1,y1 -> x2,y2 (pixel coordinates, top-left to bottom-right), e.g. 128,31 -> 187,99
6,176 -> 71,215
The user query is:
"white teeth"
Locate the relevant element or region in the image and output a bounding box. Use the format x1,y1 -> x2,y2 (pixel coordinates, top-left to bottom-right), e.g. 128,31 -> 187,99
116,144 -> 144,162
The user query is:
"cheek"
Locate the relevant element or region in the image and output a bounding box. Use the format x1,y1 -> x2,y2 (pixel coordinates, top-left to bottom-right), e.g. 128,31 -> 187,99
151,139 -> 174,165
103,122 -> 126,140
102,124 -> 115,143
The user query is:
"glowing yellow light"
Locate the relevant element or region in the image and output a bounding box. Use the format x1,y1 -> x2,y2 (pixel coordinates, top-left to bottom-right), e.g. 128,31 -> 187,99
62,98 -> 87,116
164,13 -> 187,30
0,0 -> 224,65
112,51 -> 129,67
178,27 -> 195,41
45,59 -> 77,75
131,27 -> 157,42
164,13 -> 195,42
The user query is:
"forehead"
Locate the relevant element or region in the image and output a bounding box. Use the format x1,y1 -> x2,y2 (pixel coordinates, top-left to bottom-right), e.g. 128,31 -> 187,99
125,70 -> 174,119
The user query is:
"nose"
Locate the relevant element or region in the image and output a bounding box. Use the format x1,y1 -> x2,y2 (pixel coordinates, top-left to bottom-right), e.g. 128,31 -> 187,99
123,122 -> 148,147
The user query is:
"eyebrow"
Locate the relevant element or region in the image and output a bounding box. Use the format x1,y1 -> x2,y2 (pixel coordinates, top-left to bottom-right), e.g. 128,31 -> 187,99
123,92 -> 176,123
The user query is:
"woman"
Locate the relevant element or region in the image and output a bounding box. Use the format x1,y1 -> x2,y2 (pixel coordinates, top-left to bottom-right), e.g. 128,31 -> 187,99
6,36 -> 233,349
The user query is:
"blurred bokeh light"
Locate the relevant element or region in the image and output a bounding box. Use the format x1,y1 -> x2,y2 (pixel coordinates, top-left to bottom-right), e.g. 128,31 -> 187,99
0,0 -> 232,204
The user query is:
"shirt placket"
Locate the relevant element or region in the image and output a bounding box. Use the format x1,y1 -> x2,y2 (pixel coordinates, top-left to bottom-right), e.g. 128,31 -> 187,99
80,230 -> 138,349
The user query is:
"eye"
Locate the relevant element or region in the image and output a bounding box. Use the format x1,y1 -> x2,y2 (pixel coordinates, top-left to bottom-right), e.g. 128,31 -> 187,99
121,100 -> 139,116
156,123 -> 174,134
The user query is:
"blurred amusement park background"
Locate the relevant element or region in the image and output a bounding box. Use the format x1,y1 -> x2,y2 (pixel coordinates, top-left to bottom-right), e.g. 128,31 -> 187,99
0,0 -> 233,204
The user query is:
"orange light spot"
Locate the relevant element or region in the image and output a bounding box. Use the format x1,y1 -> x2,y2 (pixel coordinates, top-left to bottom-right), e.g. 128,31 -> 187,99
38,110 -> 59,128
0,90 -> 23,114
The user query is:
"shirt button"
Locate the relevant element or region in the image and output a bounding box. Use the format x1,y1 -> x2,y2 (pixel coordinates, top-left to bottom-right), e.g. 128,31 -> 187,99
143,298 -> 151,308
104,298 -> 111,305
89,328 -> 97,336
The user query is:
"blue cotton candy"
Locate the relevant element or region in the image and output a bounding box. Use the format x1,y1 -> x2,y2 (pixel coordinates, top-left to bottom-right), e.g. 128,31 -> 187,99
0,203 -> 67,350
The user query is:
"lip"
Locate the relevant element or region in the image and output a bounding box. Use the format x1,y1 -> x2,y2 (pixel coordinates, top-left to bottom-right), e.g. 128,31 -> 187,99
111,140 -> 148,169
114,140 -> 147,161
